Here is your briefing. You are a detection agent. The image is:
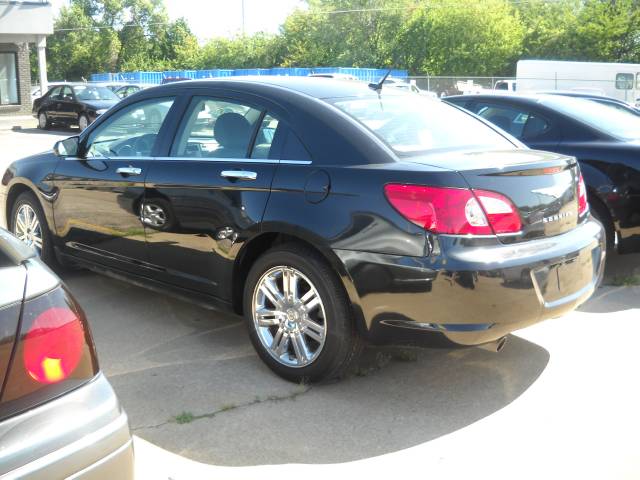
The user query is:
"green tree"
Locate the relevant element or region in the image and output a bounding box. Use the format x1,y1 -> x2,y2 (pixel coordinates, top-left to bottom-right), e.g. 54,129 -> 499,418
394,0 -> 524,76
199,33 -> 284,69
46,0 -> 199,80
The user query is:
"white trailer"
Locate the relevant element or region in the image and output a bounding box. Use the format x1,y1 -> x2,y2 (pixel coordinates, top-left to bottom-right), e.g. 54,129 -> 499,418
516,59 -> 640,102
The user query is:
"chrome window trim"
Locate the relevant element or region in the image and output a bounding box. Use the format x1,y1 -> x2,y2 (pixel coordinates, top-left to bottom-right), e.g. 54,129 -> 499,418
64,156 -> 312,165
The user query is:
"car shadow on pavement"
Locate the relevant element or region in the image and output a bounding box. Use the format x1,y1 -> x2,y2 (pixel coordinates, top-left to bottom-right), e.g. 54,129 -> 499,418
59,268 -> 551,467
12,127 -> 77,135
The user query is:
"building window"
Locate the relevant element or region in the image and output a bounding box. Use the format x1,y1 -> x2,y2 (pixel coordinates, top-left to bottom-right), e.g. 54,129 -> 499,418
0,53 -> 18,105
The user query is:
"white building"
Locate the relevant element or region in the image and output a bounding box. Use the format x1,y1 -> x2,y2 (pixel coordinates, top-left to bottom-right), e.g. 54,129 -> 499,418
0,0 -> 53,115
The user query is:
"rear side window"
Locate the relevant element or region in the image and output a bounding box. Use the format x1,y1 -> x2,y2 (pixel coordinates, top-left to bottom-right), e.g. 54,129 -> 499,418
251,114 -> 280,159
172,97 -> 265,159
474,103 -> 549,140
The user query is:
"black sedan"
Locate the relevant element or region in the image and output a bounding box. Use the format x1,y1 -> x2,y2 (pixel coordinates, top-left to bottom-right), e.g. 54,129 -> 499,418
3,78 -> 605,382
445,93 -> 640,252
33,83 -> 121,131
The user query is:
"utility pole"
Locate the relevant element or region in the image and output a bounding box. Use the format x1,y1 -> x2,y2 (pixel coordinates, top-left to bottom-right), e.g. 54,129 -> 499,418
241,0 -> 245,36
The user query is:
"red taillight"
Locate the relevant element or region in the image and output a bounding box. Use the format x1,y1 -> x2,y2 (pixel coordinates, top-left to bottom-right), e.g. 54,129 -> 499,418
578,173 -> 588,216
23,307 -> 85,384
0,286 -> 98,417
384,184 -> 521,235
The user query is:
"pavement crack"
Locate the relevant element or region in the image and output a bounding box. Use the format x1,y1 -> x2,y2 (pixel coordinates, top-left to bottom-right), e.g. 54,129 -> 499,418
133,385 -> 312,432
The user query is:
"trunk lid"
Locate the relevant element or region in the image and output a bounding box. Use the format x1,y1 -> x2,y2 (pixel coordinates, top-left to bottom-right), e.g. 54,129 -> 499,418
405,149 -> 580,242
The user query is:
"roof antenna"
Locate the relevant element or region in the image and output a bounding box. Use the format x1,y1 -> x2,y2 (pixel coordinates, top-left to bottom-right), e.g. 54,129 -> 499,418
369,69 -> 392,92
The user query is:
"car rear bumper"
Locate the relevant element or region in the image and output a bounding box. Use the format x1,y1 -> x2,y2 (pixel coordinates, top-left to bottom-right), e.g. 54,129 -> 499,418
336,216 -> 605,348
0,373 -> 134,480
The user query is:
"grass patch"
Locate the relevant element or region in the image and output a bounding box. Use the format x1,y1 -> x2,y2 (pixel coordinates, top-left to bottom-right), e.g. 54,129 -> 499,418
174,411 -> 195,424
169,387 -> 312,426
609,275 -> 640,287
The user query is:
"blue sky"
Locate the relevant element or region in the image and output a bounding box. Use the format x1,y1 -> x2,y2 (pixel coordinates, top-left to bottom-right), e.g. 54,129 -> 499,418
50,0 -> 306,41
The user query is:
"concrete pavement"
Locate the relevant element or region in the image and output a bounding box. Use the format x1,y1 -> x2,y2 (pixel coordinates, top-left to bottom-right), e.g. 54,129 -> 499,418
56,268 -> 640,479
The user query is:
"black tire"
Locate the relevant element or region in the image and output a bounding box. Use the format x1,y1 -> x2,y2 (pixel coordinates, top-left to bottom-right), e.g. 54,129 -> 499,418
37,111 -> 50,130
9,191 -> 55,265
78,114 -> 89,131
243,243 -> 363,383
589,199 -> 615,253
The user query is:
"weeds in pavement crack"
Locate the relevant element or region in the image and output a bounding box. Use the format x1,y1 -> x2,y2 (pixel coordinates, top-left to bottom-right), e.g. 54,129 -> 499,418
158,385 -> 312,427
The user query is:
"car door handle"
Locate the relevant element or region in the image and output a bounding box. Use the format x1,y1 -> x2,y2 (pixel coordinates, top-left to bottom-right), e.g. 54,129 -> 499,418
220,170 -> 257,181
116,166 -> 142,176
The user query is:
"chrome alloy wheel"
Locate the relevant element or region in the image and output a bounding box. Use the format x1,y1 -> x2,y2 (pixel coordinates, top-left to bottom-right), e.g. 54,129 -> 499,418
141,203 -> 167,228
78,115 -> 89,131
252,266 -> 327,368
14,204 -> 43,253
38,112 -> 47,129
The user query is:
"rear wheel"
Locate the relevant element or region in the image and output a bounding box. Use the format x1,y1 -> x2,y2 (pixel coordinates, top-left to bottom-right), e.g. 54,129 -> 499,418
243,244 -> 363,383
10,192 -> 55,264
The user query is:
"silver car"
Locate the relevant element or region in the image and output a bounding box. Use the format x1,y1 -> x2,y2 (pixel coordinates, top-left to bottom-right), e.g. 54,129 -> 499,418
0,228 -> 133,479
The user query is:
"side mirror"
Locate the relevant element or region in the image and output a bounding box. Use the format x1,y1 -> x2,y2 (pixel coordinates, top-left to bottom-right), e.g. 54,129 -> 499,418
54,136 -> 79,157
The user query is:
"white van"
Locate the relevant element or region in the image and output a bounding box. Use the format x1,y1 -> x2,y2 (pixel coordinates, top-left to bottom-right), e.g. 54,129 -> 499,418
516,59 -> 640,102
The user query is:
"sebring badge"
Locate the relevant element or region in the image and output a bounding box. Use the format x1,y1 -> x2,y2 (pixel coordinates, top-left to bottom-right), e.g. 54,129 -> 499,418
542,211 -> 574,223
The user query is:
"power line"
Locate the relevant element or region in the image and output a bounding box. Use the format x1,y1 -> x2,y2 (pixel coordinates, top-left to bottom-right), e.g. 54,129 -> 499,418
51,0 -> 571,33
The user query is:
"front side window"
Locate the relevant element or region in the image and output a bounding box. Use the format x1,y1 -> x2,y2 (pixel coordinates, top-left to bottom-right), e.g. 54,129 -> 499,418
171,97 -> 264,159
73,85 -> 119,101
0,53 -> 18,105
474,103 -> 549,140
636,73 -> 640,90
616,73 -> 634,90
49,86 -> 62,100
86,97 -> 175,158
331,94 -> 514,155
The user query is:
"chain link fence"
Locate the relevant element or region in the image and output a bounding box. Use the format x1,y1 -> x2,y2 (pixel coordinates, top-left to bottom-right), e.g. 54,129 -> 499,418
408,76 -> 516,97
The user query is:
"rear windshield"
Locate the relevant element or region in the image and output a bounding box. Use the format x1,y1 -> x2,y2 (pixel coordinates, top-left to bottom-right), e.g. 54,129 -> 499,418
540,95 -> 640,141
73,85 -> 119,101
329,95 -> 514,155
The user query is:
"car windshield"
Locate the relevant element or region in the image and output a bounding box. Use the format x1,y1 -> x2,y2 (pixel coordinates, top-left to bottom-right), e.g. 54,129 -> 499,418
540,95 -> 640,141
73,85 -> 119,101
330,95 -> 514,154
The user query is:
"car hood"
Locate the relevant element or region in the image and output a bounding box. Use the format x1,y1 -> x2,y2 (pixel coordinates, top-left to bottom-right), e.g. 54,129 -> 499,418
81,100 -> 119,110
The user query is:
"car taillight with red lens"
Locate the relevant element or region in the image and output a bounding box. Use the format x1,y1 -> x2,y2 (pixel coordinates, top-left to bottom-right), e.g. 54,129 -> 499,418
578,173 -> 589,216
384,184 -> 522,235
0,286 -> 98,418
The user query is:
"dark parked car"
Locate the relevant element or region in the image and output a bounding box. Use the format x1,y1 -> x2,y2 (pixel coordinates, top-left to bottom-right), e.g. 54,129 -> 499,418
114,84 -> 147,99
538,91 -> 640,115
3,78 -> 605,382
33,83 -> 121,131
445,93 -> 640,252
0,228 -> 133,478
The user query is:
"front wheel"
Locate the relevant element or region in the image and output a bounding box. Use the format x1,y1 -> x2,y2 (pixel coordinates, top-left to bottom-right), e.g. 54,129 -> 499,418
78,114 -> 89,131
244,244 -> 363,383
38,111 -> 50,130
589,199 -> 615,253
10,192 -> 55,264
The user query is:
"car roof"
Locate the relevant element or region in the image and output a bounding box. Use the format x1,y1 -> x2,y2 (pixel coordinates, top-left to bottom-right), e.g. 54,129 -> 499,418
146,76 -> 407,100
